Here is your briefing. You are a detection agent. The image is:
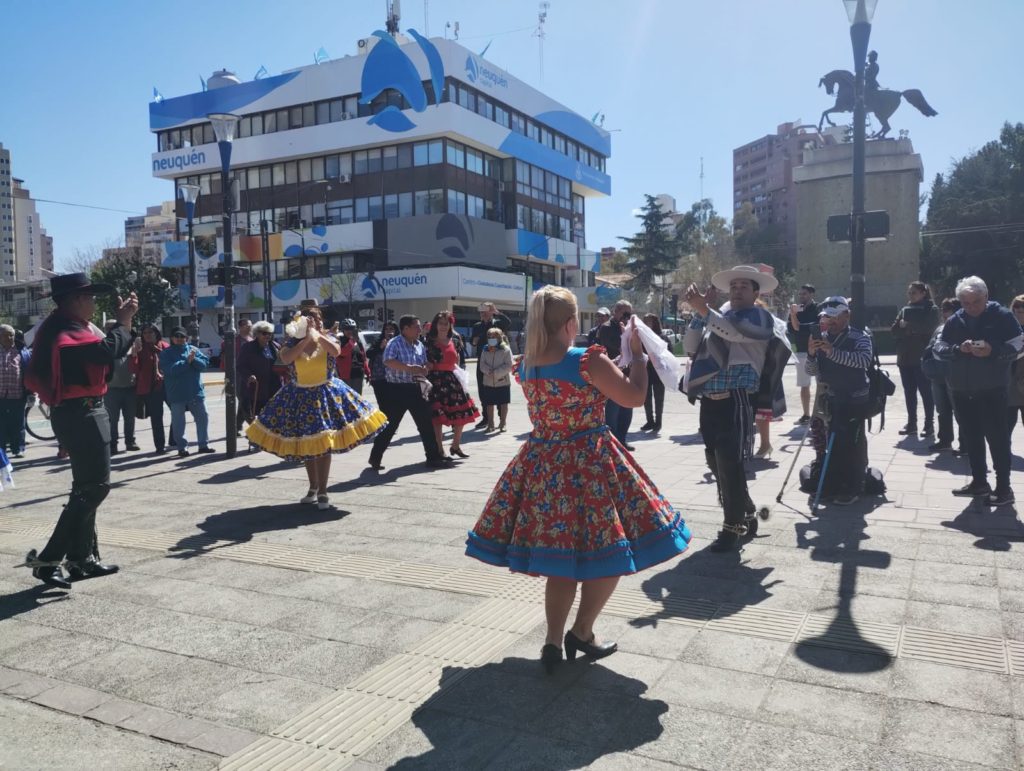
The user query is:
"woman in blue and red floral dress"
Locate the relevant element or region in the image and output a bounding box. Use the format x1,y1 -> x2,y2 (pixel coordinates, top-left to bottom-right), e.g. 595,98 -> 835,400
465,286 -> 691,673
426,311 -> 479,459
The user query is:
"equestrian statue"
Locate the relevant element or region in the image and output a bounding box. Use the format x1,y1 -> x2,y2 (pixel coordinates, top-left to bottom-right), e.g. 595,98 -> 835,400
818,51 -> 937,138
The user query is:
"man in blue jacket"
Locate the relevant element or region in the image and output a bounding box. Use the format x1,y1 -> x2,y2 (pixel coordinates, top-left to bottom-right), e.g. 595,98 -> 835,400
159,327 -> 215,458
934,276 -> 1024,506
806,297 -> 873,505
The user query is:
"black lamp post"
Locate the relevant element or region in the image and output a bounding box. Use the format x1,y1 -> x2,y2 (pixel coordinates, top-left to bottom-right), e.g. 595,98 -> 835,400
844,0 -> 877,326
208,111 -> 240,457
367,269 -> 387,327
178,183 -> 201,346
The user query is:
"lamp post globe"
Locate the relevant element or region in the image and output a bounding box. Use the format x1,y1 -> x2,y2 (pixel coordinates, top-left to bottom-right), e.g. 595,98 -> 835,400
178,182 -> 202,345
207,111 -> 241,457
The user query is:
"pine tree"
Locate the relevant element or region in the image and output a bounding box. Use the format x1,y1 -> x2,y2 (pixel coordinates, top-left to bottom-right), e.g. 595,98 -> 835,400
619,195 -> 679,292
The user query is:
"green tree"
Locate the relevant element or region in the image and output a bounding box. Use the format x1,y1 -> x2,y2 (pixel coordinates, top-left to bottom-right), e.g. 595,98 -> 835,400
675,199 -> 734,285
90,248 -> 181,327
597,249 -> 631,275
922,122 -> 1024,303
619,194 -> 679,292
732,202 -> 787,270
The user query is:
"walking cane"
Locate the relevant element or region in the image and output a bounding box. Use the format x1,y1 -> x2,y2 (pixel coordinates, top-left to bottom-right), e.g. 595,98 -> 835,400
811,432 -> 836,514
776,418 -> 813,503
246,379 -> 258,452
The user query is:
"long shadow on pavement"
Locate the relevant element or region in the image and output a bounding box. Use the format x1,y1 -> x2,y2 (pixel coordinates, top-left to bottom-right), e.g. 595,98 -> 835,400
387,660 -> 666,768
167,503 -> 350,559
0,584 -> 71,622
941,500 -> 1024,551
794,496 -> 893,671
630,543 -> 781,627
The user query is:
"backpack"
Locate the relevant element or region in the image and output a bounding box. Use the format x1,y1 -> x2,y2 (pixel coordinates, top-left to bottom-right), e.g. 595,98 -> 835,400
865,344 -> 896,431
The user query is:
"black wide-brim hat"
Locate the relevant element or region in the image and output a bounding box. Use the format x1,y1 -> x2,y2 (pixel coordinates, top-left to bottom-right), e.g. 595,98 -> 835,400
46,272 -> 114,299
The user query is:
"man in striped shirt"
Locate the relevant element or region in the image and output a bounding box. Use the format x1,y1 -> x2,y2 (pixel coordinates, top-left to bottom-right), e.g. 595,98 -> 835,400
685,265 -> 776,552
806,297 -> 873,506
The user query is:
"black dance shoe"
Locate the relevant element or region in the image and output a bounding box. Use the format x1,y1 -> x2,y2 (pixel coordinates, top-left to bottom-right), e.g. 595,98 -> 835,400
34,566 -> 71,590
541,643 -> 563,675
66,557 -> 120,581
564,630 -> 617,662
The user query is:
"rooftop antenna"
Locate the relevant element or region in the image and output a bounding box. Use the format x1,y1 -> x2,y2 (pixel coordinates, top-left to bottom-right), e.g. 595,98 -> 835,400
453,21 -> 459,40
385,0 -> 400,36
423,0 -> 429,36
532,2 -> 550,82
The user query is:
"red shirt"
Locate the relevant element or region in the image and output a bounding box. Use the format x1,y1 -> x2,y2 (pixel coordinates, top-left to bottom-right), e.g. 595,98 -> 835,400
133,340 -> 169,395
430,340 -> 459,372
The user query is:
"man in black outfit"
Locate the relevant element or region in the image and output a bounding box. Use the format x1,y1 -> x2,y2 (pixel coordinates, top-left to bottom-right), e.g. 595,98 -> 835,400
587,308 -> 611,345
787,283 -> 818,423
598,300 -> 635,450
470,302 -> 511,428
368,315 -> 451,470
20,273 -> 138,589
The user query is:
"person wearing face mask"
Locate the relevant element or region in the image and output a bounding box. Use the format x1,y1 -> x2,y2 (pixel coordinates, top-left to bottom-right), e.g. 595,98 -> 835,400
478,327 -> 514,432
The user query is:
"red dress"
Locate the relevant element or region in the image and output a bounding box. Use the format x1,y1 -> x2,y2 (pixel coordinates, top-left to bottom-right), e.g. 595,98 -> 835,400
465,345 -> 691,579
427,340 -> 480,427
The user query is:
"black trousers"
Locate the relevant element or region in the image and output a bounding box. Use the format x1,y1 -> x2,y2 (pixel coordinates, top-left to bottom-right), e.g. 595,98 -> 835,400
898,362 -> 934,428
699,394 -> 754,527
39,401 -> 111,563
644,363 -> 665,427
369,382 -> 443,465
822,400 -> 868,496
954,388 -> 1011,490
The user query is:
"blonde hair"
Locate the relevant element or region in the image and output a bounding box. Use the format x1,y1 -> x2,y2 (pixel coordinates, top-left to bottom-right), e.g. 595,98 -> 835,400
524,286 -> 577,368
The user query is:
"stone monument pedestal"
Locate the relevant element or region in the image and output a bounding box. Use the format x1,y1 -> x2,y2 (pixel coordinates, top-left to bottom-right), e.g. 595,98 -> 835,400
793,137 -> 923,326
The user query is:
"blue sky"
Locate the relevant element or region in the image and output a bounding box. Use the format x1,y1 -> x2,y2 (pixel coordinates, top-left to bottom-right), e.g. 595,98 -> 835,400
3,0 -> 1021,271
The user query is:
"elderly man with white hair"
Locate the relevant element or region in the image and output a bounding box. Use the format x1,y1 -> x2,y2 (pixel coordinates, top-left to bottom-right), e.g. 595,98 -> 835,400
934,276 -> 1024,506
236,320 -> 282,430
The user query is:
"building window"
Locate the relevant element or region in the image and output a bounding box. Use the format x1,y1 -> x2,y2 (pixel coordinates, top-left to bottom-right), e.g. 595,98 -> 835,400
447,189 -> 466,214
368,195 -> 383,220
384,193 -> 399,218
382,145 -> 398,171
398,191 -> 413,217
446,141 -> 465,168
355,198 -> 369,222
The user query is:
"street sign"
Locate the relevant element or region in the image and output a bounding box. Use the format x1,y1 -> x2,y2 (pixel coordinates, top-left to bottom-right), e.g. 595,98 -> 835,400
827,211 -> 890,243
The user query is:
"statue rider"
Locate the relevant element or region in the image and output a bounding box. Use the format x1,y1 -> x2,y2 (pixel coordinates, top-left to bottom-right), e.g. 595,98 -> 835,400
865,51 -> 880,97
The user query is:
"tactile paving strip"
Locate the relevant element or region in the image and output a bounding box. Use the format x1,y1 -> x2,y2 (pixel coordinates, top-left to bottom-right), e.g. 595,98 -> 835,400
899,626 -> 1009,673
1008,641 -> 1024,677
2,512 -> 1021,679
219,737 -> 353,771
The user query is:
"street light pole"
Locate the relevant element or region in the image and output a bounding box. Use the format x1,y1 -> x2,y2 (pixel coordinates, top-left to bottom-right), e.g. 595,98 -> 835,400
208,112 -> 240,458
845,0 -> 876,327
178,183 -> 201,346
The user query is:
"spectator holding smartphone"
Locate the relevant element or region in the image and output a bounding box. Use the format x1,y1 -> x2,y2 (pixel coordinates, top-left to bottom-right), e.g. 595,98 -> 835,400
934,276 -> 1024,507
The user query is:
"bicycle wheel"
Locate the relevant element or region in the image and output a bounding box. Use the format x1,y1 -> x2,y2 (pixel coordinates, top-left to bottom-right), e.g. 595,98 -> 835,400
24,400 -> 56,441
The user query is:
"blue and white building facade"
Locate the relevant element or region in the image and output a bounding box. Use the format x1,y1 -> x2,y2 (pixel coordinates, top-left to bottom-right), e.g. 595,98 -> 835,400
149,31 -> 615,344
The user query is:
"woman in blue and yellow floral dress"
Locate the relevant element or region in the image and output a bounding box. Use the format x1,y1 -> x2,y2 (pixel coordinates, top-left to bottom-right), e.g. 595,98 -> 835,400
247,303 -> 387,510
466,286 -> 691,674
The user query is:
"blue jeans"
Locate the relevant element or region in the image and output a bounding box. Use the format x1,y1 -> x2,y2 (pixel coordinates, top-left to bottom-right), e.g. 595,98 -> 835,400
169,396 -> 209,451
605,400 -> 633,444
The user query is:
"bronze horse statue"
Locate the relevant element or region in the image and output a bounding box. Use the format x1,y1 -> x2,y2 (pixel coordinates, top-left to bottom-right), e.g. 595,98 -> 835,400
818,70 -> 937,138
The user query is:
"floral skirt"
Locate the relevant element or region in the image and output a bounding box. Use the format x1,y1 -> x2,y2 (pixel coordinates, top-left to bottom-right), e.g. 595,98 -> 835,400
246,378 -> 387,462
428,370 -> 480,427
465,426 -> 691,580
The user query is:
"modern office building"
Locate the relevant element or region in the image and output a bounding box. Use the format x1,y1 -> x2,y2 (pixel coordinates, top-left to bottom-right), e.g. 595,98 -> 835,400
1,144 -> 16,283
148,28 -> 609,344
124,202 -> 177,262
732,121 -> 839,269
11,178 -> 54,282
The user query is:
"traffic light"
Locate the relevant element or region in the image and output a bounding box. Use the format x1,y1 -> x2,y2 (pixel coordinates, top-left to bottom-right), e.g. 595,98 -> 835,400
387,308 -> 394,321
376,307 -> 384,321
670,293 -> 679,318
206,266 -> 250,285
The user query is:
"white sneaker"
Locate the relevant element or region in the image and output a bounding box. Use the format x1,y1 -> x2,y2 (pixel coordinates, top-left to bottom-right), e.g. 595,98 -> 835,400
317,495 -> 330,510
300,489 -> 317,504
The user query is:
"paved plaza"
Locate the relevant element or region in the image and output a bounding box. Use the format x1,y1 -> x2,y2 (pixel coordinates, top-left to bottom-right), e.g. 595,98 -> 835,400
2,361 -> 1024,770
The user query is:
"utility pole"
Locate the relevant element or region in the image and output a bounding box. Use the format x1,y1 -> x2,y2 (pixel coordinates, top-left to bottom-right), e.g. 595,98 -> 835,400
533,2 -> 550,83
